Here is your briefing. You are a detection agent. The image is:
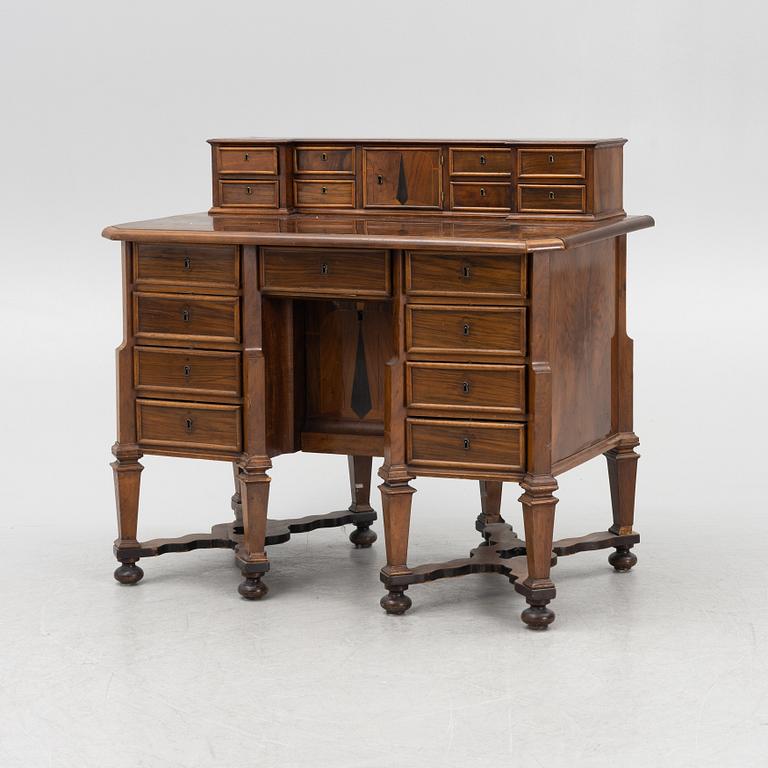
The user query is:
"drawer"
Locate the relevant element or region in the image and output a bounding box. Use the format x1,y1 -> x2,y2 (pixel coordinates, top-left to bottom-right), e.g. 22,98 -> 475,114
449,148 -> 512,177
217,146 -> 278,175
134,347 -> 241,398
407,306 -> 526,358
134,244 -> 239,290
134,293 -> 240,344
260,247 -> 391,298
407,363 -> 525,415
450,182 -> 511,211
407,418 -> 525,472
293,180 -> 355,208
294,146 -> 355,174
517,184 -> 586,213
219,180 -> 279,208
137,399 -> 242,453
518,148 -> 585,178
406,251 -> 525,299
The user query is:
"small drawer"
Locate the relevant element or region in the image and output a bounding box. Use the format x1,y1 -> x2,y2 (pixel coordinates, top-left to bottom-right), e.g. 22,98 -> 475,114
134,244 -> 239,290
517,184 -> 586,213
406,251 -> 525,300
518,149 -> 585,178
407,363 -> 525,415
219,180 -> 279,208
217,146 -> 278,175
134,347 -> 241,398
449,148 -> 512,177
137,400 -> 242,453
407,418 -> 525,472
294,146 -> 355,175
450,182 -> 511,211
260,247 -> 391,298
134,293 -> 240,344
407,306 -> 526,358
293,180 -> 355,208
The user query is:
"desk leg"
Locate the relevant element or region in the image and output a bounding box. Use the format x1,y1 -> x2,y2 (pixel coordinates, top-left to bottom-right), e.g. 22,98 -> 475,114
231,462 -> 242,523
476,481 -> 509,540
379,477 -> 416,615
347,455 -> 377,548
111,445 -> 144,585
236,461 -> 271,600
606,439 -> 640,572
517,475 -> 558,630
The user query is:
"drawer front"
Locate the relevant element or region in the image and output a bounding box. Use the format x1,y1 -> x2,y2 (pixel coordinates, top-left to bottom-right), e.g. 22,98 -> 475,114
363,148 -> 442,209
135,347 -> 241,398
219,180 -> 279,208
217,146 -> 278,175
517,184 -> 586,213
518,149 -> 585,178
407,306 -> 526,357
293,180 -> 355,208
407,363 -> 525,415
449,148 -> 512,177
450,182 -> 511,211
294,146 -> 355,174
260,247 -> 391,298
408,418 -> 525,471
134,293 -> 240,343
134,244 -> 239,290
406,251 -> 525,299
137,400 -> 242,453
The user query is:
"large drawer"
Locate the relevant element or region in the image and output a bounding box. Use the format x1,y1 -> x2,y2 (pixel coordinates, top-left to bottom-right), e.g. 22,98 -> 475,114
134,347 -> 241,398
260,247 -> 391,298
133,293 -> 240,344
406,251 -> 525,300
407,418 -> 525,472
406,305 -> 526,358
407,362 -> 525,416
136,399 -> 242,453
133,244 -> 239,291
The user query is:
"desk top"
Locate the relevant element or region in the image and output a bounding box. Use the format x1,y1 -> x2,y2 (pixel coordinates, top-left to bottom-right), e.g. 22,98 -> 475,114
103,212 -> 654,254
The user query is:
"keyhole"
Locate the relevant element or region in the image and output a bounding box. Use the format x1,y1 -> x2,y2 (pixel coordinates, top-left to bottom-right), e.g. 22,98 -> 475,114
479,155 -> 486,165
548,154 -> 555,163
183,365 -> 191,378
245,186 -> 252,195
462,438 -> 471,450
183,257 -> 191,271
185,418 -> 193,433
480,187 -> 486,197
377,175 -> 384,185
182,308 -> 190,322
321,263 -> 329,275
321,152 -> 327,161
321,186 -> 328,194
244,152 -> 249,161
462,323 -> 470,336
462,265 -> 471,279
549,191 -> 556,200
462,381 -> 470,394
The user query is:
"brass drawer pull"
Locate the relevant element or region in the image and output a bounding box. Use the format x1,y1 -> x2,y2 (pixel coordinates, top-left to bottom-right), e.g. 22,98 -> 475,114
185,418 -> 194,433
463,438 -> 471,450
549,191 -> 556,200
182,308 -> 190,322
462,265 -> 471,279
462,323 -> 471,336
183,257 -> 191,271
321,263 -> 329,275
462,381 -> 471,394
479,155 -> 486,165
321,186 -> 328,194
377,175 -> 384,185
321,152 -> 327,161
183,365 -> 191,377
480,187 -> 486,197
245,186 -> 252,195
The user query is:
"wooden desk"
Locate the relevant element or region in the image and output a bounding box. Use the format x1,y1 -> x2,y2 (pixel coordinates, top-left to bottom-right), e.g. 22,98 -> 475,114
103,138 -> 653,629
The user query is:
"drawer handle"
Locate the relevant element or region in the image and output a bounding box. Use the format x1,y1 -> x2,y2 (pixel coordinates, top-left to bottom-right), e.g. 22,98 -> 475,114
479,155 -> 486,165
185,418 -> 194,433
462,323 -> 471,336
244,152 -> 249,161
480,187 -> 486,197
548,154 -> 555,163
321,263 -> 329,275
182,308 -> 190,322
462,265 -> 471,279
462,381 -> 471,394
321,186 -> 328,194
183,257 -> 191,271
463,438 -> 471,450
321,152 -> 327,161
377,175 -> 384,185
549,191 -> 556,200
245,186 -> 253,195
183,365 -> 191,378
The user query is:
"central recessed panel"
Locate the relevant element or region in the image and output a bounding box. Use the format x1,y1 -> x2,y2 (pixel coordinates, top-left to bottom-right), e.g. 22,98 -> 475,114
363,148 -> 442,209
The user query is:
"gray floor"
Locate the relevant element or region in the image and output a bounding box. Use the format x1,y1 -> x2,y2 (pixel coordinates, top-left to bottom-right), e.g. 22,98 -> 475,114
1,455 -> 766,768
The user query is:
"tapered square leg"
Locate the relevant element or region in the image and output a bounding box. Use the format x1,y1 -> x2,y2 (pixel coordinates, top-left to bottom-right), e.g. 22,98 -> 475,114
111,444 -> 144,585
378,478 -> 415,615
605,438 -> 640,571
236,461 -> 271,599
347,455 -> 377,548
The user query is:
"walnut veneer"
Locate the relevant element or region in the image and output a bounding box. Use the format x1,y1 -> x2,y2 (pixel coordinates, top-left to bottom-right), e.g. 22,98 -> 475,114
103,137 -> 653,629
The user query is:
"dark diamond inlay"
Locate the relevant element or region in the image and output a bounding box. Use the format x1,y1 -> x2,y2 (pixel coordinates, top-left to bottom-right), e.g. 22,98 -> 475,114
396,154 -> 408,205
351,312 -> 372,419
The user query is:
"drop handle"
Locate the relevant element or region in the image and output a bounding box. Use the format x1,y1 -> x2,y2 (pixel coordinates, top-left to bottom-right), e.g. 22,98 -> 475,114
182,308 -> 191,322
462,438 -> 471,450
185,418 -> 193,433
462,381 -> 471,394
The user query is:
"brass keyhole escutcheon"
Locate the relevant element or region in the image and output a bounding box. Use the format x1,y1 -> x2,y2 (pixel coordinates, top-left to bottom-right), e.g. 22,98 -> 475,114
183,257 -> 191,271
549,191 -> 556,200
463,438 -> 471,450
183,365 -> 191,377
245,186 -> 252,195
548,154 -> 555,163
479,155 -> 486,165
244,152 -> 249,161
480,187 -> 486,197
462,381 -> 470,394
321,186 -> 328,194
321,152 -> 327,161
321,263 -> 329,275
377,175 -> 384,185
462,265 -> 471,279
462,323 -> 471,336
182,308 -> 190,322
185,418 -> 193,433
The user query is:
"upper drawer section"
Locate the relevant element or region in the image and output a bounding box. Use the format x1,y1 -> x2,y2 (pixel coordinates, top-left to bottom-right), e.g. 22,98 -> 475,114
406,251 -> 525,300
133,244 -> 239,291
363,148 -> 442,209
260,247 -> 391,298
518,149 -> 585,178
217,146 -> 278,175
449,148 -> 512,177
294,146 -> 355,175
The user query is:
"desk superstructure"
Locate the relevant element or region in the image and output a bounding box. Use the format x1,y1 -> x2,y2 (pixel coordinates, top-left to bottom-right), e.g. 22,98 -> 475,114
104,138 -> 653,629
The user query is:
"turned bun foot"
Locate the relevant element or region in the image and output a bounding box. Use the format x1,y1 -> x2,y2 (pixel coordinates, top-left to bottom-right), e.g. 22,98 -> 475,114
521,602 -> 555,630
380,588 -> 412,615
349,525 -> 377,548
114,562 -> 144,585
238,576 -> 268,600
609,545 -> 638,572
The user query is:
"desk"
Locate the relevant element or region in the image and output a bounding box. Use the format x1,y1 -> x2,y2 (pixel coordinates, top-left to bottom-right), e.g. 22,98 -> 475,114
103,138 -> 653,629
